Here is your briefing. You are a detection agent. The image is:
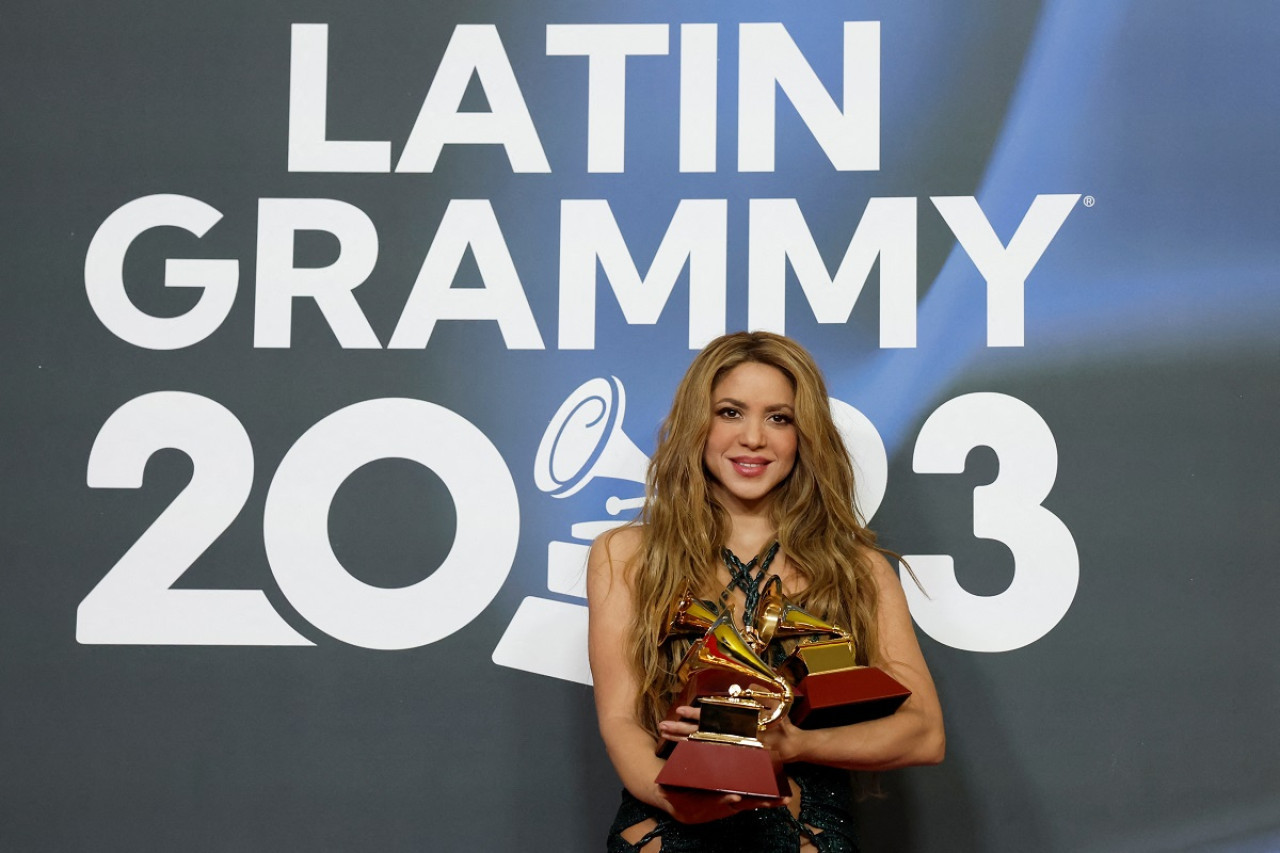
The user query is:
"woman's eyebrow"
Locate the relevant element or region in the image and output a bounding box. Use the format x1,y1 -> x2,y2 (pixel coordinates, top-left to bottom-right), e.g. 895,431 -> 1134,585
712,397 -> 794,412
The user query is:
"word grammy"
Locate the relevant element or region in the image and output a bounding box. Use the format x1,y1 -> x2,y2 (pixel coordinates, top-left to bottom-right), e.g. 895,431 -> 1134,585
84,192 -> 1078,351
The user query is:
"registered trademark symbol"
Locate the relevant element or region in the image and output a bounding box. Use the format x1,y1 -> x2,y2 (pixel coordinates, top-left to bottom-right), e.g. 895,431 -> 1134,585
1083,195 -> 1096,207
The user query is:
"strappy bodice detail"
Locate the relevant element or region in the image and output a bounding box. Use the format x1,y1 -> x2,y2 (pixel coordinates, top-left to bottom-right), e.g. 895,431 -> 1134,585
718,541 -> 782,628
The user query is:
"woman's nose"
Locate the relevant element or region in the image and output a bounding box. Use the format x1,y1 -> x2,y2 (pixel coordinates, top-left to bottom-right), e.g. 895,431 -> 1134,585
739,418 -> 765,447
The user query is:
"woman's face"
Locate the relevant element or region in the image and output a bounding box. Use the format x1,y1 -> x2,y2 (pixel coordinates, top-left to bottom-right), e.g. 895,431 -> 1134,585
703,362 -> 798,514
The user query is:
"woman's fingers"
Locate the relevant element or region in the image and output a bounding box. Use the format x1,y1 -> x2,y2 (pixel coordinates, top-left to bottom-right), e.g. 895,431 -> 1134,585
661,786 -> 790,823
657,719 -> 699,740
657,704 -> 704,740
738,795 -> 790,811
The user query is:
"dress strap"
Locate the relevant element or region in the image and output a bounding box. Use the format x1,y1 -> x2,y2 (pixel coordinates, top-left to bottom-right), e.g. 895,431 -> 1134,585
718,541 -> 781,627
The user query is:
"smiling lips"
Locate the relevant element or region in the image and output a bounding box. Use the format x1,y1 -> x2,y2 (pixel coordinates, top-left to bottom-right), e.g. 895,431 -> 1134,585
730,457 -> 771,477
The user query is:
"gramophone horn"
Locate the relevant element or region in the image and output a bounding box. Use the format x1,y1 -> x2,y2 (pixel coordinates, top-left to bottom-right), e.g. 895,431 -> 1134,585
658,586 -> 721,643
534,376 -> 649,499
754,575 -> 849,646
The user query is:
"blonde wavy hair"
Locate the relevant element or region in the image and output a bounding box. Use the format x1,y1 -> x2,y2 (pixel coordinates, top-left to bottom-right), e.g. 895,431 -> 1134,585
620,331 -> 896,731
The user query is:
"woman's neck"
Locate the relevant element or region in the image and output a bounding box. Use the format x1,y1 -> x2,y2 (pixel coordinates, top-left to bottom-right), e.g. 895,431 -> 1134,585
722,514 -> 777,560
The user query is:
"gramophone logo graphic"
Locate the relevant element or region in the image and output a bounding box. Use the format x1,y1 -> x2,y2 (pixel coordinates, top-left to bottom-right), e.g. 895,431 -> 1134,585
492,376 -> 649,685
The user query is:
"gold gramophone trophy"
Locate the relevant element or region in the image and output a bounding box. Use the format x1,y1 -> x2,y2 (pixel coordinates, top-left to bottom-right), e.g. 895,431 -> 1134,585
653,599 -> 793,799
657,586 -> 721,644
754,576 -> 911,729
654,586 -> 765,743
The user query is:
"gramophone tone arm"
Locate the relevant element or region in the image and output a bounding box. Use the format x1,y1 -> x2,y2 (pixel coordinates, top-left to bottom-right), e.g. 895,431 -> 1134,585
754,678 -> 794,727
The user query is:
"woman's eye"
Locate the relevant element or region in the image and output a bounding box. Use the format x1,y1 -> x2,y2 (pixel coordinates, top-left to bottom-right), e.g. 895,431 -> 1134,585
717,407 -> 740,419
769,414 -> 793,425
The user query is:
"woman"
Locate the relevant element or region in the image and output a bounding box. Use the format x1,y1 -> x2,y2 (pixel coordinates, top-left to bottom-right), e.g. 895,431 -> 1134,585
588,332 -> 944,852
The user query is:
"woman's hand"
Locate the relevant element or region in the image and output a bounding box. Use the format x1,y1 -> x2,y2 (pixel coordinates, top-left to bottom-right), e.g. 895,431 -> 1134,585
657,705 -> 701,742
659,703 -> 810,764
757,713 -> 808,764
659,702 -> 809,760
658,786 -> 789,824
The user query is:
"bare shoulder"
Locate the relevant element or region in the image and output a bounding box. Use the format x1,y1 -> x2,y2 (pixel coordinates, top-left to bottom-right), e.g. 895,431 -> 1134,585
856,544 -> 900,591
589,525 -> 643,572
858,544 -> 893,572
587,525 -> 644,601
856,544 -> 915,624
593,524 -> 642,558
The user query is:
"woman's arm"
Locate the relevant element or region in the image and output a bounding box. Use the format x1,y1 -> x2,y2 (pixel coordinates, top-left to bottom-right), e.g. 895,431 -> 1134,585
758,548 -> 946,770
588,529 -> 788,822
587,529 -> 668,803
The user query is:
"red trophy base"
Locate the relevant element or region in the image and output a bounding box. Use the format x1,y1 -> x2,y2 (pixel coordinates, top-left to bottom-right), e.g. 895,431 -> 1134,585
656,738 -> 788,799
789,666 -> 911,729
